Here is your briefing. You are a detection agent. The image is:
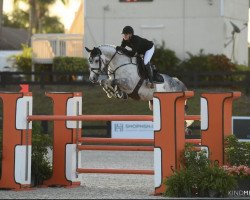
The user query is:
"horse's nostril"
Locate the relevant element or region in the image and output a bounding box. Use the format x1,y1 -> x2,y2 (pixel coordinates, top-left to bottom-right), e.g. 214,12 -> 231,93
90,76 -> 97,83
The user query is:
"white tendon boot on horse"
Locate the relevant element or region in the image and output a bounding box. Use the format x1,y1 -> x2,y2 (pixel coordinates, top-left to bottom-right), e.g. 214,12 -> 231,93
99,78 -> 116,98
114,85 -> 128,99
149,100 -> 153,111
102,86 -> 114,98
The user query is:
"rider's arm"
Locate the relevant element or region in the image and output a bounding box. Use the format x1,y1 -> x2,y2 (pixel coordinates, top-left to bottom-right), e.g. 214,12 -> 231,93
117,40 -> 136,57
122,49 -> 136,57
121,39 -> 126,48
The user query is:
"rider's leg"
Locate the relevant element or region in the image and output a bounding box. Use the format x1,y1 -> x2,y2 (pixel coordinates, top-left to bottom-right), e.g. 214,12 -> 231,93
145,63 -> 154,88
144,46 -> 155,88
152,65 -> 164,83
144,46 -> 164,84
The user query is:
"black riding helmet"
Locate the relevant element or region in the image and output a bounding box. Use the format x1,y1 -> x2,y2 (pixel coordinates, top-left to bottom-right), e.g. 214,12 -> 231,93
122,26 -> 134,34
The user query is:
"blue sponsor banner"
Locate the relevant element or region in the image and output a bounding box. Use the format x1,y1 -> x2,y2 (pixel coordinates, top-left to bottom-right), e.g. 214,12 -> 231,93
111,121 -> 154,139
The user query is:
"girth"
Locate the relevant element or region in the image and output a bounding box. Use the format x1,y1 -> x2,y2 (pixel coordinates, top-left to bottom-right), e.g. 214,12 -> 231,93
127,78 -> 144,100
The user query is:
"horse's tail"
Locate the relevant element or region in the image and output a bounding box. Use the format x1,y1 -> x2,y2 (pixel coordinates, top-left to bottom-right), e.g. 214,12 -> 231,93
172,77 -> 188,91
171,77 -> 193,129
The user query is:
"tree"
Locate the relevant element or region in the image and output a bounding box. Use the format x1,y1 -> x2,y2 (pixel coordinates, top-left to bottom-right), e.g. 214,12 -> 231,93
13,0 -> 69,43
3,9 -> 64,33
0,0 -> 3,38
3,8 -> 29,28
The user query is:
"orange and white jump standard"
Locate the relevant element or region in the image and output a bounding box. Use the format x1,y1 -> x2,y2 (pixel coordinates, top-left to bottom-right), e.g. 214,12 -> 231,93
0,90 -> 241,195
0,92 -> 32,190
153,91 -> 240,194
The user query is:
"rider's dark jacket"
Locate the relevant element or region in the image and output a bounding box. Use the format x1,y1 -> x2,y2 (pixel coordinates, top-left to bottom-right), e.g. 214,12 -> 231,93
120,35 -> 153,57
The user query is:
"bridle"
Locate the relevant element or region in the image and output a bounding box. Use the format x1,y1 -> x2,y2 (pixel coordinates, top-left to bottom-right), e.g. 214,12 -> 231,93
88,46 -> 143,100
88,47 -> 136,79
88,48 -> 117,76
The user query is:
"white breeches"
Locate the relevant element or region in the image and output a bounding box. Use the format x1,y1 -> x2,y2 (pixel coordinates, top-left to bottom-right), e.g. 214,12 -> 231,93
144,45 -> 155,65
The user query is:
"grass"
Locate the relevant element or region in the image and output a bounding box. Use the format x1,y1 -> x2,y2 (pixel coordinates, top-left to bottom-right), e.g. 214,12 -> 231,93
0,84 -> 249,136
0,84 -> 249,116
0,84 -> 249,161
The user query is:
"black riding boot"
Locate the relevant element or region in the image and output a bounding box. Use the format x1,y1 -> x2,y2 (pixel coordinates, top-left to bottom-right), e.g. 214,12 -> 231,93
152,65 -> 164,83
145,63 -> 154,88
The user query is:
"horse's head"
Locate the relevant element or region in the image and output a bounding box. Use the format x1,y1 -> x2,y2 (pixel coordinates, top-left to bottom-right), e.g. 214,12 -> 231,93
85,47 -> 108,83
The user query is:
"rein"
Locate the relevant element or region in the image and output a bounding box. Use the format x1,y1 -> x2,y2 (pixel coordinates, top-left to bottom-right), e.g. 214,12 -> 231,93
89,50 -> 118,75
108,57 -> 136,78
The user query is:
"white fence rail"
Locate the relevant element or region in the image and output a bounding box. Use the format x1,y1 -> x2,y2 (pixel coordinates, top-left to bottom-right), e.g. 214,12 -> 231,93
31,34 -> 83,64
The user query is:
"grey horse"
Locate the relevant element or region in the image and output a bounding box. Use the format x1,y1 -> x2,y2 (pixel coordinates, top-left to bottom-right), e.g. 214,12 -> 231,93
85,44 -> 188,107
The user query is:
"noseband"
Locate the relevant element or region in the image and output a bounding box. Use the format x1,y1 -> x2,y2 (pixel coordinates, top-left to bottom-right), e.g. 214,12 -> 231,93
89,54 -> 106,75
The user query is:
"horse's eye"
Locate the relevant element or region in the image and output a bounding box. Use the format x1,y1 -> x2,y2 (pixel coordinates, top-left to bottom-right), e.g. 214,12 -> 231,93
95,60 -> 99,63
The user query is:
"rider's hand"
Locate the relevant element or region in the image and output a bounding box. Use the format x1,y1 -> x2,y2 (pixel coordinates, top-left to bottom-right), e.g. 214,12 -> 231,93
116,46 -> 123,52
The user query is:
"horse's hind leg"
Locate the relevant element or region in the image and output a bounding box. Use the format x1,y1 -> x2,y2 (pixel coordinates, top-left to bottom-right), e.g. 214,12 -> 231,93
184,100 -> 194,135
149,100 -> 153,111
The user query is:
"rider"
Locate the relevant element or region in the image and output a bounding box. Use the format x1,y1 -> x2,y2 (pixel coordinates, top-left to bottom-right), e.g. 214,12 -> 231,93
116,25 -> 164,88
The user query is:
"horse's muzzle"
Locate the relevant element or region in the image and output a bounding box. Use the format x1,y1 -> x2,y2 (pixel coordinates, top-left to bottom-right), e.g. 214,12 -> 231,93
89,76 -> 98,84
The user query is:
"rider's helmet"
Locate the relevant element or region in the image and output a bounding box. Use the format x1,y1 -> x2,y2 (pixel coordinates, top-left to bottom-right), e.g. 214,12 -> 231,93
122,26 -> 134,35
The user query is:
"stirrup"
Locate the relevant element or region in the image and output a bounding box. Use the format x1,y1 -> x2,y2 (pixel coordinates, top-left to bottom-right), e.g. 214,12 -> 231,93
153,80 -> 164,84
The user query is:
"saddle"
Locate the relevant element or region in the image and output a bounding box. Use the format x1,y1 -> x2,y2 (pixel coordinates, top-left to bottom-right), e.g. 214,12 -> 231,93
136,56 -> 163,82
127,56 -> 150,100
120,56 -> 164,100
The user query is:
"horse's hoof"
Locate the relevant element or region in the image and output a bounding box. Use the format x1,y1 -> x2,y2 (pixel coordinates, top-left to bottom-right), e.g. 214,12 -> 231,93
122,94 -> 128,99
185,128 -> 192,135
107,94 -> 113,98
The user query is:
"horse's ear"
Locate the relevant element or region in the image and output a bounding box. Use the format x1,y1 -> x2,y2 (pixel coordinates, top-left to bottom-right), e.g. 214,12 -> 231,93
85,47 -> 92,53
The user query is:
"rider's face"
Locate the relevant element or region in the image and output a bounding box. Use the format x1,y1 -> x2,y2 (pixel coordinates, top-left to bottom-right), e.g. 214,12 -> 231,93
123,33 -> 132,41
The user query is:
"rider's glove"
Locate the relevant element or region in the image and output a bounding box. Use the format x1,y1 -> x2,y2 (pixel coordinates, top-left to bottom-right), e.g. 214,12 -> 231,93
116,46 -> 123,52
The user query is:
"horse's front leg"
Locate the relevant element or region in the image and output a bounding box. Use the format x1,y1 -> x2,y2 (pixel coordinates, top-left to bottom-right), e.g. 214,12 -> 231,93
99,78 -> 127,99
99,79 -> 116,98
99,78 -> 113,88
106,78 -> 131,99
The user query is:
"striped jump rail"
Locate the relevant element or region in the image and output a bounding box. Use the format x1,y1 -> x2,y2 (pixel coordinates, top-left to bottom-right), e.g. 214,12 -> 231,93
27,114 -> 153,122
76,168 -> 154,175
185,115 -> 201,121
26,114 -> 202,175
77,145 -> 154,151
78,138 -> 201,145
28,115 -> 199,122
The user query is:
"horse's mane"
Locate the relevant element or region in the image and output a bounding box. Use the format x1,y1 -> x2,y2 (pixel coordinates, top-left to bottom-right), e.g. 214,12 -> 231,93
98,44 -> 132,61
98,44 -> 116,49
